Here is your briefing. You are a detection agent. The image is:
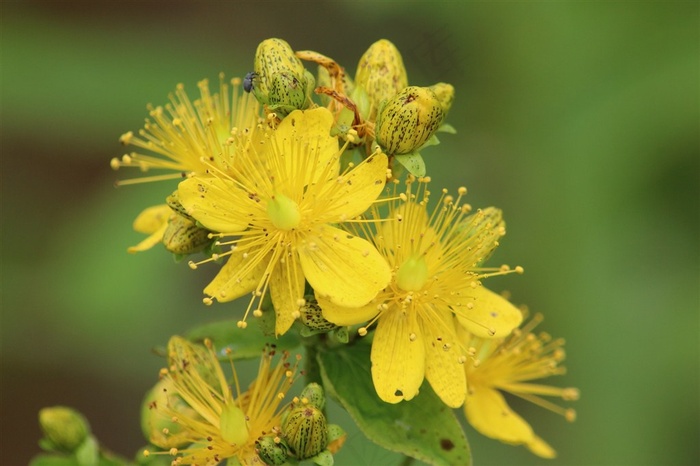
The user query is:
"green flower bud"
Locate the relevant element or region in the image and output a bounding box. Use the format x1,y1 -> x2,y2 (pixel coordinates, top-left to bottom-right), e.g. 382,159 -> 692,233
255,435 -> 292,466
375,86 -> 444,155
38,406 -> 90,453
428,82 -> 455,117
162,213 -> 212,255
252,38 -> 314,116
140,378 -> 194,449
282,404 -> 328,460
355,39 -> 408,116
299,383 -> 326,411
300,296 -> 338,333
166,190 -> 193,222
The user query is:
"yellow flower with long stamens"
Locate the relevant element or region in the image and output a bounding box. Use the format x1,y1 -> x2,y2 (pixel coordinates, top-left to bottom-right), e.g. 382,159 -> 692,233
318,177 -> 524,408
143,336 -> 300,466
179,107 -> 391,336
111,74 -> 261,252
460,312 -> 579,458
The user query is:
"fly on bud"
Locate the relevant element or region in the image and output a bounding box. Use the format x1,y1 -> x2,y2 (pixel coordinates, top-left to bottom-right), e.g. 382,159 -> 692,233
355,39 -> 408,117
252,38 -> 315,116
375,86 -> 445,155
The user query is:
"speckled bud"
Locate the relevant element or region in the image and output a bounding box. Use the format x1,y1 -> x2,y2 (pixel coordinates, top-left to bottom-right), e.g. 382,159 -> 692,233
355,39 -> 408,115
166,190 -> 193,222
140,378 -> 194,449
428,82 -> 455,116
375,86 -> 445,155
162,213 -> 212,255
299,383 -> 326,411
38,406 -> 90,453
300,296 -> 338,333
282,405 -> 328,460
253,38 -> 313,115
255,435 -> 291,466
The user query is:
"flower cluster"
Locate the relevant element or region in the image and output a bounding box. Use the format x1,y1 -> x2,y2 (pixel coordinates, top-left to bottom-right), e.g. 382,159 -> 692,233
103,37 -> 579,464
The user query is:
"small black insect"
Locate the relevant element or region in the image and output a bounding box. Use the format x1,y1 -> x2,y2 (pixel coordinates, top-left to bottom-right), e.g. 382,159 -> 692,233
243,71 -> 257,93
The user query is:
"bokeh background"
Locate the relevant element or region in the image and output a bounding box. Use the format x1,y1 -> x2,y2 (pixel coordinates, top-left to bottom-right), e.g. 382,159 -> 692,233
2,1 -> 698,465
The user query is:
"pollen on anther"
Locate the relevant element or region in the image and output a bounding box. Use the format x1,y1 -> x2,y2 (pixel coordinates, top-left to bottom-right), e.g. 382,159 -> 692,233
203,297 -> 213,306
296,298 -> 306,307
253,309 -> 263,317
237,321 -> 248,329
188,261 -> 198,270
515,266 -> 524,274
409,333 -> 417,341
458,186 -> 467,195
358,327 -> 368,336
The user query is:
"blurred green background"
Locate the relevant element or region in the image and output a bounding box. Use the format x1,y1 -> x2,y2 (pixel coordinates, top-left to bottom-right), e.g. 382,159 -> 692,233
2,1 -> 698,465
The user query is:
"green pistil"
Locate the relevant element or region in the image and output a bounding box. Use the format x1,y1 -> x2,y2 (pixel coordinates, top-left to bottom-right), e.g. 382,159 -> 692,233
396,255 -> 428,291
267,192 -> 301,230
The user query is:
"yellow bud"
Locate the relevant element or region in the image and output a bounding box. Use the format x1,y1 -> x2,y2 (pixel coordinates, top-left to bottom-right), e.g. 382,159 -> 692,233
428,82 -> 455,116
39,406 -> 90,453
355,39 -> 408,116
375,86 -> 444,155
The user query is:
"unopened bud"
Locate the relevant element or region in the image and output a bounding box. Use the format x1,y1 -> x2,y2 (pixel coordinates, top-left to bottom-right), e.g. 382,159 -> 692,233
282,405 -> 328,460
299,383 -> 326,411
252,38 -> 314,116
428,82 -> 455,117
375,86 -> 444,155
355,39 -> 408,116
255,435 -> 291,465
162,214 -> 212,255
38,406 -> 90,453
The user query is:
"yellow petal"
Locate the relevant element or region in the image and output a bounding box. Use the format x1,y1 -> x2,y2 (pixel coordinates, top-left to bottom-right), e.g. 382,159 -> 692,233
298,225 -> 390,307
456,286 -> 523,339
132,204 -> 172,234
272,108 -> 340,192
464,386 -> 534,444
316,293 -> 380,326
269,254 -> 305,336
178,176 -> 251,233
317,152 -> 389,221
371,306 -> 425,403
204,248 -> 268,302
128,221 -> 168,253
421,308 -> 466,408
527,435 -> 557,459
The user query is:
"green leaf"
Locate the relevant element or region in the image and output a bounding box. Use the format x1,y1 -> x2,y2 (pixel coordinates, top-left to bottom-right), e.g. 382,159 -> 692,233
437,123 -> 457,134
394,153 -> 426,177
185,318 -> 301,360
318,344 -> 471,466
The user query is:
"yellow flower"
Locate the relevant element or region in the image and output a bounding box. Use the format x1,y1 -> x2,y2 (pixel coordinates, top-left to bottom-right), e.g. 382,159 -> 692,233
179,107 -> 391,336
143,336 -> 300,466
460,312 -> 579,458
111,75 -> 261,252
111,74 -> 260,182
319,177 -> 524,407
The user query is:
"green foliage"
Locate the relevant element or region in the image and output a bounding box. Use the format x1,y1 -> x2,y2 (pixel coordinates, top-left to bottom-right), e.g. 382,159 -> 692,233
319,343 -> 471,466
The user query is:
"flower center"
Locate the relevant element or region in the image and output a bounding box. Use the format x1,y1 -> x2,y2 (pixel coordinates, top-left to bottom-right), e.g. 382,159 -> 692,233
219,404 -> 249,446
266,192 -> 301,230
396,255 -> 428,291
